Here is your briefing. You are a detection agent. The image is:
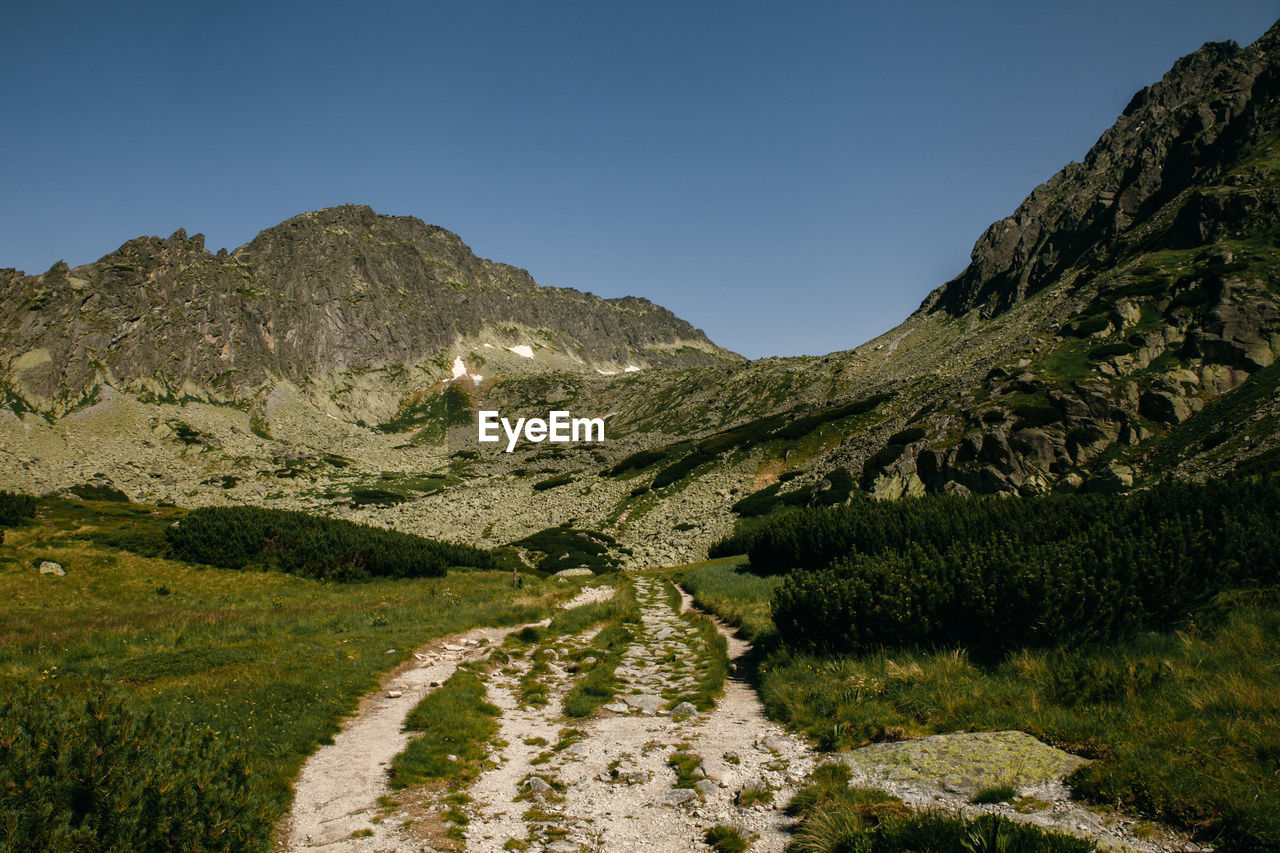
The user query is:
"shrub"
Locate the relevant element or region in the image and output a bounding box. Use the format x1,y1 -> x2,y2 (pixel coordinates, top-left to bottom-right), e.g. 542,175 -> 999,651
606,447 -> 677,477
886,426 -> 926,446
512,525 -> 624,574
770,476 -> 1280,658
0,491 -> 36,527
532,473 -> 575,491
69,482 -> 131,502
0,682 -> 273,852
166,506 -> 492,580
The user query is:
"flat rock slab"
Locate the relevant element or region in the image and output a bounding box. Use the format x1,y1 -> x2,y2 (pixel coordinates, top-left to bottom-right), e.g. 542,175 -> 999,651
836,730 -> 1088,795
621,693 -> 663,714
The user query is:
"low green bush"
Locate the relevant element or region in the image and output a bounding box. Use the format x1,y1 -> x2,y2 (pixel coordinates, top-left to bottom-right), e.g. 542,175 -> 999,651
512,525 -> 625,574
0,491 -> 37,527
0,682 -> 273,852
532,473 -> 575,491
166,506 -> 492,580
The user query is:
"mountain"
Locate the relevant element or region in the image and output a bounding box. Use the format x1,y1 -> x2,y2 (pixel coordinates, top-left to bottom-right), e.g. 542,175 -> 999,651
1,22 -> 1279,570
0,204 -> 737,416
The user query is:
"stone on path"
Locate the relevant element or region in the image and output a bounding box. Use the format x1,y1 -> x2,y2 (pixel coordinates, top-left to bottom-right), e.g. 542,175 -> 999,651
671,701 -> 697,722
621,693 -> 663,715
39,561 -> 65,576
661,788 -> 698,806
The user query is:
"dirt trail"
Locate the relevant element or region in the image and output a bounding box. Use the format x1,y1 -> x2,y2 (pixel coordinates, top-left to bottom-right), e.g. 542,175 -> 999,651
460,576 -> 814,853
281,585 -> 614,852
283,576 -> 815,852
283,575 -> 1178,852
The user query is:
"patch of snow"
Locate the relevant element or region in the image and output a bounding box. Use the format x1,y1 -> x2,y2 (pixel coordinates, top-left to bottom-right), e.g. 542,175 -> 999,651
596,369 -> 618,376
451,355 -> 468,380
623,364 -> 641,373
469,373 -> 483,384
483,343 -> 495,349
508,345 -> 535,359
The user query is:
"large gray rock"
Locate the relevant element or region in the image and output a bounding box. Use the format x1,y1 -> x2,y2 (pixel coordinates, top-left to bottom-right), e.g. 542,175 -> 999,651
1139,390 -> 1193,424
835,730 -> 1088,796
38,561 -> 65,577
622,694 -> 663,715
670,702 -> 697,722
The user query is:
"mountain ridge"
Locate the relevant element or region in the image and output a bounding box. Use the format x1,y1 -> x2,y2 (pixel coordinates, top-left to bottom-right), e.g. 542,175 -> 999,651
0,203 -> 738,415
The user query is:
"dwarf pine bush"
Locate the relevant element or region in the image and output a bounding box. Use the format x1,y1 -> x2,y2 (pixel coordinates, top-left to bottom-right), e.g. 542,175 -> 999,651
0,682 -> 273,852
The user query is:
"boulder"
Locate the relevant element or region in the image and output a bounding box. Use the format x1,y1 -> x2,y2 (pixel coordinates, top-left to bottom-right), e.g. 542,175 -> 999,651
662,788 -> 698,807
38,561 -> 65,577
671,702 -> 697,722
523,776 -> 555,800
1139,390 -> 1193,424
835,730 -> 1088,797
554,568 -> 594,578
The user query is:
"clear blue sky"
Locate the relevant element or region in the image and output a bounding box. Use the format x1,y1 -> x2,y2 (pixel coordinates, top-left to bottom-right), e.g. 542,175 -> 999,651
2,2 -> 1276,359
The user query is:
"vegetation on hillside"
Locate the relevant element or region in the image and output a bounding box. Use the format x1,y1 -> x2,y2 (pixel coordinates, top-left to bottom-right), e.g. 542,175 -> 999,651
0,497 -> 564,852
167,505 -> 493,581
716,476 -> 1280,658
511,524 -> 627,574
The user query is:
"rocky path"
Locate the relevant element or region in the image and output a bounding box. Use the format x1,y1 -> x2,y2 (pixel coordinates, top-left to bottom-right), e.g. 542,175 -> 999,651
283,574 -> 1186,852
459,576 -> 813,853
282,575 -> 815,852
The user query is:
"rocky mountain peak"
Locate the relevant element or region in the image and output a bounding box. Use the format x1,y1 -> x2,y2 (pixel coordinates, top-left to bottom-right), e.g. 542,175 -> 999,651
0,205 -> 738,413
919,20 -> 1280,318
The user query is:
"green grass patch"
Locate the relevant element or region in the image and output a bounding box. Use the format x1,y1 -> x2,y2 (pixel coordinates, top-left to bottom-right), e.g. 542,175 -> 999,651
561,581 -> 639,717
759,593 -> 1280,849
0,498 -> 566,851
391,663 -> 501,787
970,784 -> 1017,805
786,764 -> 1092,852
673,560 -> 780,643
704,823 -> 753,852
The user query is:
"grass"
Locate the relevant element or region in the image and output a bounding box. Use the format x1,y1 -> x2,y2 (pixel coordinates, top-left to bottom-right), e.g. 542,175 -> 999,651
669,746 -> 703,788
0,498 -> 569,848
704,823 -> 753,851
560,580 -> 639,717
391,661 -> 501,787
785,764 -> 1093,853
671,557 -> 780,643
685,553 -> 1280,850
660,577 -> 729,711
970,785 -> 1017,805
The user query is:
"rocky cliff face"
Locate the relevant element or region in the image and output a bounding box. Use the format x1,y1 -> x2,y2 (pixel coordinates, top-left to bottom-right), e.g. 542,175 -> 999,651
921,23 -> 1280,318
852,23 -> 1280,500
0,205 -> 737,412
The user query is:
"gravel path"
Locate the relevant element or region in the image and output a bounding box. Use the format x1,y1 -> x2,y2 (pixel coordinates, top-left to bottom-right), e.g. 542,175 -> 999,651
282,575 -> 815,852
282,575 -> 1181,852
280,584 -> 615,852
461,576 -> 814,853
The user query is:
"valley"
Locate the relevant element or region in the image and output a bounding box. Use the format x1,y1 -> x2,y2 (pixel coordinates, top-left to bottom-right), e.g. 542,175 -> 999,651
3,17 -> 1280,853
